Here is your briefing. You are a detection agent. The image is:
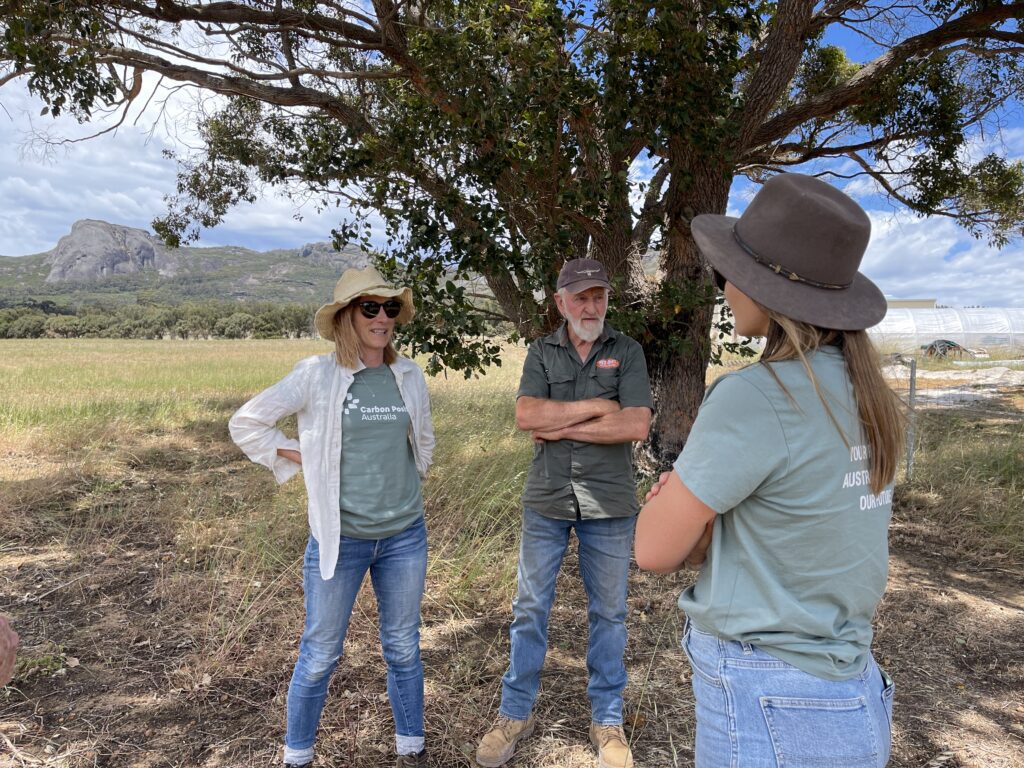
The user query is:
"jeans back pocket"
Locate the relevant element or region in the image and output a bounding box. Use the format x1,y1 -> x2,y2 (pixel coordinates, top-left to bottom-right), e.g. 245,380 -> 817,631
761,695 -> 879,767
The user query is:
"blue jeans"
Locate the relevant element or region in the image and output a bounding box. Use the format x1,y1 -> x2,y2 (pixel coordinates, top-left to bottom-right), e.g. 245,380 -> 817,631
683,620 -> 895,767
284,518 -> 427,763
500,506 -> 635,725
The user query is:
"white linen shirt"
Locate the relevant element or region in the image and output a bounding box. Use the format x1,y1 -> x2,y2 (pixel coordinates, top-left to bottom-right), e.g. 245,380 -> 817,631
228,353 -> 435,580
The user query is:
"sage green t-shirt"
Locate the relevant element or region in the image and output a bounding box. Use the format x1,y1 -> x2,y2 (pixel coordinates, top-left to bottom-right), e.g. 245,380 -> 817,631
674,347 -> 892,681
338,365 -> 423,539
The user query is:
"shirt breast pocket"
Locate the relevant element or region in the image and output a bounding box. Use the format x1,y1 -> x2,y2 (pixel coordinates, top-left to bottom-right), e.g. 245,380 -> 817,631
545,370 -> 576,401
589,369 -> 620,400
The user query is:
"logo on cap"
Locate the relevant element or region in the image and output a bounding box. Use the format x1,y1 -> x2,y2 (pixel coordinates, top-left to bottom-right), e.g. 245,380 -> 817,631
557,258 -> 610,291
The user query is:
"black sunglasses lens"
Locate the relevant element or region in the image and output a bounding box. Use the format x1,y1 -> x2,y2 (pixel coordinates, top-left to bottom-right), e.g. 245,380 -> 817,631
358,301 -> 381,319
358,300 -> 402,319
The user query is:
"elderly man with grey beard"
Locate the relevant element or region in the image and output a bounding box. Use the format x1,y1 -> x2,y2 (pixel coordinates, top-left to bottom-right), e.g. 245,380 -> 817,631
476,258 -> 652,768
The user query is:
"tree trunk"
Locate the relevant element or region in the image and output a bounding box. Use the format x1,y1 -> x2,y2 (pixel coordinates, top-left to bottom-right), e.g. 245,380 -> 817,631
646,163 -> 732,468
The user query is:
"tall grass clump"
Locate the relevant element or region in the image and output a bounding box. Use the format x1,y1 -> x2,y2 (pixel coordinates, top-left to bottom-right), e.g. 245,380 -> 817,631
898,411 -> 1024,560
423,348 -> 533,608
0,338 -> 327,660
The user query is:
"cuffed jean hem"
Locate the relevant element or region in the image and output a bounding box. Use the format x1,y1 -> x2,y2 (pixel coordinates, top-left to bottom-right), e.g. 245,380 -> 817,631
396,735 -> 425,755
283,745 -> 314,765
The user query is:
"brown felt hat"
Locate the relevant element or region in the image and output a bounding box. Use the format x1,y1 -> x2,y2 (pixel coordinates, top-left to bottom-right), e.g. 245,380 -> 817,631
314,266 -> 414,341
691,173 -> 886,331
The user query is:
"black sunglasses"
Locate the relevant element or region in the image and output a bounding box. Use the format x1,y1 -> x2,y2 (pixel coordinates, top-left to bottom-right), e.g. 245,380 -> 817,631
357,299 -> 403,319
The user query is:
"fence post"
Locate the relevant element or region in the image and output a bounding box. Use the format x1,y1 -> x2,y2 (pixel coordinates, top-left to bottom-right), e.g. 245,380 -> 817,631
905,358 -> 917,481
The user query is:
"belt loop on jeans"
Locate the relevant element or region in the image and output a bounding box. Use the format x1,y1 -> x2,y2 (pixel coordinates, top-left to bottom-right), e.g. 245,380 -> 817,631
740,640 -> 754,655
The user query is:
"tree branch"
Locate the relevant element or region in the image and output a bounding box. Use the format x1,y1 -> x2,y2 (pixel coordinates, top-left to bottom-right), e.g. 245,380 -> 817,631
754,3 -> 1024,147
632,163 -> 670,247
89,46 -> 374,132
736,0 -> 816,149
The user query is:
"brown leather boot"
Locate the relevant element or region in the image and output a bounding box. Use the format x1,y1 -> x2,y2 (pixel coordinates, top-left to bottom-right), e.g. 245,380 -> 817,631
589,723 -> 634,768
475,714 -> 536,767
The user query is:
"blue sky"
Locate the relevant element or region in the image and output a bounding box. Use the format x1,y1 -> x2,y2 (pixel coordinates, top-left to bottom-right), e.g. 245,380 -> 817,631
1,70 -> 1022,308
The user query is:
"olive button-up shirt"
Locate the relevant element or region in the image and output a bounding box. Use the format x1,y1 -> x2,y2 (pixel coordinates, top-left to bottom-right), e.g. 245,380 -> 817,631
518,323 -> 653,520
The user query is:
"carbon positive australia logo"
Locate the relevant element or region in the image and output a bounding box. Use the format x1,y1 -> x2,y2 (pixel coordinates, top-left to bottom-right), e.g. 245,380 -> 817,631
343,392 -> 360,415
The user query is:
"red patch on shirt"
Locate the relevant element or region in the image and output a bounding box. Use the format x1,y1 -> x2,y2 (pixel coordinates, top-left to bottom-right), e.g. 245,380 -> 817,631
596,358 -> 620,369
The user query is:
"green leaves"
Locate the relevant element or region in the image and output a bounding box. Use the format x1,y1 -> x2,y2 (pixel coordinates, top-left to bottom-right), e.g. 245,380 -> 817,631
957,154 -> 1024,247
796,44 -> 859,99
2,2 -> 117,118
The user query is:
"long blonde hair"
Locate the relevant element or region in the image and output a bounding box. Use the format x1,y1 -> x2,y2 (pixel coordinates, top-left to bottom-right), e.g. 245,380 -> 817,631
760,310 -> 906,494
331,305 -> 397,369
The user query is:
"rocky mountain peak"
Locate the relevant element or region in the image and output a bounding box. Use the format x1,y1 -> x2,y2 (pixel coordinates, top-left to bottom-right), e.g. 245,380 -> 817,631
45,220 -> 178,283
296,241 -> 371,269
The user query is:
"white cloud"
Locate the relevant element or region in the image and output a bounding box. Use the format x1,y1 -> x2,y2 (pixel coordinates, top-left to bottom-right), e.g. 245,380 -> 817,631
840,175 -> 884,201
860,209 -> 1023,307
0,81 -> 352,255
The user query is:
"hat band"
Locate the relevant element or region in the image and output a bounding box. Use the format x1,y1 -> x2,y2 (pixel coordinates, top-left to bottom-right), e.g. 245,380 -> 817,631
732,226 -> 850,290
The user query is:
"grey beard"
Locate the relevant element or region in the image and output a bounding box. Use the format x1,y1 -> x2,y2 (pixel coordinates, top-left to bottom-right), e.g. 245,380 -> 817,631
567,315 -> 604,343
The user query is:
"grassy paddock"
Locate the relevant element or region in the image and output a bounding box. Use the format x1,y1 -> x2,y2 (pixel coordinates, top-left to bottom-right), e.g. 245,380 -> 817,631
2,337 -> 1020,592
1,339 -> 1022,767
0,338 -> 533,593
901,412 -> 1024,559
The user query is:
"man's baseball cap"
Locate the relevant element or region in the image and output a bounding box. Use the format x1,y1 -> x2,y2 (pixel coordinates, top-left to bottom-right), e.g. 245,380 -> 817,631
556,258 -> 610,294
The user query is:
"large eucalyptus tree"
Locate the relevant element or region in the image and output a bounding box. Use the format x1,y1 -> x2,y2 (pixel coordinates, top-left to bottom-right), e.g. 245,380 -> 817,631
4,0 -> 1022,460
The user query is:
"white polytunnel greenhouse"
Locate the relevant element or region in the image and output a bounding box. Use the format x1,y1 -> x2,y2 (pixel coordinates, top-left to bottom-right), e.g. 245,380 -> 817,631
868,308 -> 1024,356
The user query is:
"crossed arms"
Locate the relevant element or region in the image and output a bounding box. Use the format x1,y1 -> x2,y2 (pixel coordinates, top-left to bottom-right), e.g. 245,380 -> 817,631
517,391 -> 716,573
635,471 -> 716,574
515,396 -> 651,445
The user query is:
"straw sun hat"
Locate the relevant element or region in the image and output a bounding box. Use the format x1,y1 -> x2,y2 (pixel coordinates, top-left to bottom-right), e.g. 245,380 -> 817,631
313,266 -> 415,341
690,173 -> 886,331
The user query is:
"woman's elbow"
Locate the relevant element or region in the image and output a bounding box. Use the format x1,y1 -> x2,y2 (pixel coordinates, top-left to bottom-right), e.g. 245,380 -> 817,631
634,546 -> 655,572
635,554 -> 677,575
634,541 -> 670,574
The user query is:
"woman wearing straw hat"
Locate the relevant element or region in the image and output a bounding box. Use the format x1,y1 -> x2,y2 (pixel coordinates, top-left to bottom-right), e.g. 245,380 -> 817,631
635,174 -> 904,766
229,266 -> 435,768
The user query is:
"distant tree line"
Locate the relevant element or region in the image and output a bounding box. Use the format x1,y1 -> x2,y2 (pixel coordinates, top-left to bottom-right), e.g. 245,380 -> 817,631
0,301 -> 317,340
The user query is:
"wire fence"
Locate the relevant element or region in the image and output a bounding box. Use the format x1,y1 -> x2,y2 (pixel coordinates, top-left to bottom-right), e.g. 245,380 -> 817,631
883,356 -> 1024,479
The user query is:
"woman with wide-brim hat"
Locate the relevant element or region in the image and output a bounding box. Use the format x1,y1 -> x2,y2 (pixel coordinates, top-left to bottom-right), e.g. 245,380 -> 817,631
635,174 -> 905,766
229,266 -> 435,768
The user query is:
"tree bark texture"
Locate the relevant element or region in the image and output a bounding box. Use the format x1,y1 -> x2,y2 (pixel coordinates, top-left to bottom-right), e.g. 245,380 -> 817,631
647,160 -> 732,467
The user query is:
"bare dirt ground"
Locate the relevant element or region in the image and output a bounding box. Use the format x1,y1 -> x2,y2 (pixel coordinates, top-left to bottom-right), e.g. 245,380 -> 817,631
1,433 -> 1022,767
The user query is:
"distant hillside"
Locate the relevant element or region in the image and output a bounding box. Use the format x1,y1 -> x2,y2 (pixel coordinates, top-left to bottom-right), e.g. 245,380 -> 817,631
0,220 -> 370,307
